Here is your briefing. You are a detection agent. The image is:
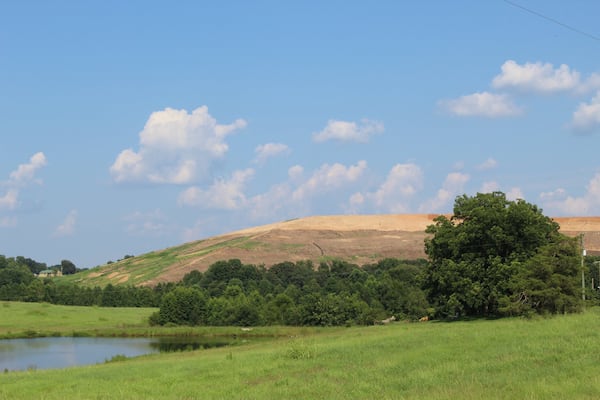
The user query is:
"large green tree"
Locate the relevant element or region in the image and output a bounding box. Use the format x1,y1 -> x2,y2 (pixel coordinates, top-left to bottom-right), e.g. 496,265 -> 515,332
423,192 -> 581,317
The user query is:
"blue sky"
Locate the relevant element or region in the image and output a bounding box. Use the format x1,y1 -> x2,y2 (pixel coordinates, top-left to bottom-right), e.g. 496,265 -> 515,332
2,1 -> 600,268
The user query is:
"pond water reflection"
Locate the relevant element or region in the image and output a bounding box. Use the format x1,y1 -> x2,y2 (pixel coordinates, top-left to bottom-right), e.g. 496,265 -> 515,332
0,336 -> 236,371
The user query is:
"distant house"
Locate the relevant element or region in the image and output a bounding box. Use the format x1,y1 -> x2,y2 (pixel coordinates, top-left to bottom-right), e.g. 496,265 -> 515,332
37,269 -> 62,278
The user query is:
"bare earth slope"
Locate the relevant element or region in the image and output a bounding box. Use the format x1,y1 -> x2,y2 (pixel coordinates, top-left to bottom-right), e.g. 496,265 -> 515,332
70,215 -> 600,287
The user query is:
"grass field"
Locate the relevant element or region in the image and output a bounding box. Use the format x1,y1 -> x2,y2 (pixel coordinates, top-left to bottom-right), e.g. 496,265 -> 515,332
0,301 -> 159,338
0,302 -> 317,339
2,302 -> 600,399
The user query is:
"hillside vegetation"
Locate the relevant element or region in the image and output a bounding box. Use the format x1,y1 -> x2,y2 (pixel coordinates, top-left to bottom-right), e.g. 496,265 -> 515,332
65,214 -> 600,287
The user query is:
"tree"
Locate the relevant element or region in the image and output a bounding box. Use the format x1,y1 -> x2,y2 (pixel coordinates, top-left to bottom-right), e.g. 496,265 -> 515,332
155,287 -> 207,326
60,260 -> 77,275
423,192 -> 579,318
500,237 -> 581,315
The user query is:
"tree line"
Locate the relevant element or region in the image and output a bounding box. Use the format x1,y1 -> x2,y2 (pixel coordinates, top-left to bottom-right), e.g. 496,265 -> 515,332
0,255 -> 430,325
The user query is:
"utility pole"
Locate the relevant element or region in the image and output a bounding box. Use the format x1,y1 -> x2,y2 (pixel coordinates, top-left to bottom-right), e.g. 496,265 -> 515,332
581,234 -> 586,301
595,261 -> 600,290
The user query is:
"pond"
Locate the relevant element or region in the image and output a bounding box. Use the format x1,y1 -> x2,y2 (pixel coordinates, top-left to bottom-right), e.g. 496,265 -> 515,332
0,336 -> 237,372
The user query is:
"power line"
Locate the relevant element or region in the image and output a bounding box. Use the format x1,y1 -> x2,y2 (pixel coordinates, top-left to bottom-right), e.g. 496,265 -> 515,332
503,0 -> 600,42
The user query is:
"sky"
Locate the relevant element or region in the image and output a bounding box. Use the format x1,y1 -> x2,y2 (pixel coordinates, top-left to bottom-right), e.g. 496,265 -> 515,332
1,1 -> 600,268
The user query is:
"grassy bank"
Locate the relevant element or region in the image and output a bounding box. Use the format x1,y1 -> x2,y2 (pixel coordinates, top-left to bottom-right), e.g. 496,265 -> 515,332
0,301 -> 319,339
0,301 -> 156,338
2,305 -> 600,399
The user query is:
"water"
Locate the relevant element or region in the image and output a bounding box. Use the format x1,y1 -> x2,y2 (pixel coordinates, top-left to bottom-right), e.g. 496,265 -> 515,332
0,336 -> 233,371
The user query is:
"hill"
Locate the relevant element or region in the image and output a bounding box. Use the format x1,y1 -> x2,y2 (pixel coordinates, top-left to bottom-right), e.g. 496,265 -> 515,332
67,214 -> 600,287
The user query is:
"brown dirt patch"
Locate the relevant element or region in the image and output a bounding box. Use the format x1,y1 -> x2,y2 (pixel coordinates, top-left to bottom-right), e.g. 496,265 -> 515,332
138,214 -> 600,285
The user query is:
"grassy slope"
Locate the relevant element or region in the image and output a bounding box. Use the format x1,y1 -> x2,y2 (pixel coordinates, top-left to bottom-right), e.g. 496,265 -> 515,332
2,305 -> 600,399
63,236 -> 257,287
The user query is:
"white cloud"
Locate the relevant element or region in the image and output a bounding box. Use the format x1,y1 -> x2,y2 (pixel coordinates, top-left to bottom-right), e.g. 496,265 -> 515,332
580,73 -> 600,94
480,181 -> 500,193
492,60 -> 580,93
480,182 -> 523,201
540,173 -> 600,215
505,187 -> 524,201
254,143 -> 290,164
477,158 -> 498,170
288,165 -> 304,182
0,153 -> 48,222
570,92 -> 600,133
292,161 -> 367,201
540,188 -> 567,201
181,220 -> 206,243
248,161 -> 369,220
110,106 -> 246,184
439,92 -> 522,117
9,152 -> 47,185
247,182 -> 294,220
178,168 -> 255,209
349,192 -> 365,209
0,189 -> 18,211
370,164 -> 424,212
313,119 -> 383,143
347,163 -> 424,213
419,172 -> 470,212
53,210 -> 78,237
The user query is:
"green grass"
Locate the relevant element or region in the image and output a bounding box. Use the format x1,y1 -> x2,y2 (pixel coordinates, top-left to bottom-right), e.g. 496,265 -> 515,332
0,302 -> 155,338
64,237 -> 268,287
2,304 -> 600,398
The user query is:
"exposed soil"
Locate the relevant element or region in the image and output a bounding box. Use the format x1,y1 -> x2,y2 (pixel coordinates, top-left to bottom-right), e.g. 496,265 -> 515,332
146,214 -> 600,284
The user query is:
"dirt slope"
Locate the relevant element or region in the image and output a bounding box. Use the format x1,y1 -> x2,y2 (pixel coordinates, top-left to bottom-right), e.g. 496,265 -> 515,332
150,215 -> 600,285
71,214 -> 600,287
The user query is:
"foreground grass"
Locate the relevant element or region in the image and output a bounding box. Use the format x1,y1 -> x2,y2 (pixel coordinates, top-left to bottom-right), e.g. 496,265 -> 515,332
2,306 -> 600,399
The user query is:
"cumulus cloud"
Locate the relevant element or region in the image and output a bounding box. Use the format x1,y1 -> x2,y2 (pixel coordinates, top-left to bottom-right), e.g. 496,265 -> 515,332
419,172 -> 470,212
439,92 -> 522,117
110,106 -> 246,184
540,188 -> 567,201
288,165 -> 304,182
53,210 -> 78,237
313,119 -> 384,143
178,168 -> 255,209
492,60 -> 581,93
176,160 -> 369,225
248,161 -> 369,220
540,173 -> 600,215
346,163 -> 424,214
0,153 -> 47,224
253,143 -> 290,164
0,189 -> 18,211
9,152 -> 47,185
477,158 -> 498,170
181,220 -> 207,243
247,182 -> 294,220
570,92 -> 600,133
292,161 -> 367,201
505,187 -> 524,201
480,181 -> 523,201
480,181 -> 500,193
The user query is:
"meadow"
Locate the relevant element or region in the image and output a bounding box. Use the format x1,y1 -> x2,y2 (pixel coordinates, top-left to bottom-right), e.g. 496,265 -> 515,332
0,301 -> 155,338
1,302 -> 600,399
